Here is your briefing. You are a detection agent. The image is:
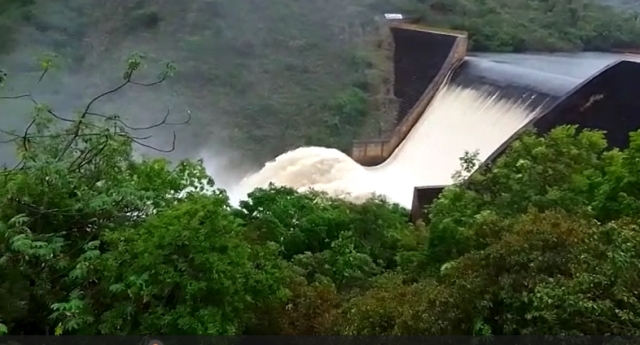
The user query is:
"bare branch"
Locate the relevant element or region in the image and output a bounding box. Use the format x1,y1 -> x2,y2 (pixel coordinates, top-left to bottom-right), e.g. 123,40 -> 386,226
0,55 -> 184,170
69,134 -> 111,172
46,108 -> 75,122
56,67 -> 173,161
129,73 -> 167,87
0,130 -> 152,143
131,131 -> 177,153
85,106 -> 191,130
22,118 -> 36,153
0,93 -> 32,100
36,66 -> 49,84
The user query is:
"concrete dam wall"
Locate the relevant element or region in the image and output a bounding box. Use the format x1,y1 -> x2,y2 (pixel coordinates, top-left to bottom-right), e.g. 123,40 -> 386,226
349,22 -> 640,223
350,23 -> 467,167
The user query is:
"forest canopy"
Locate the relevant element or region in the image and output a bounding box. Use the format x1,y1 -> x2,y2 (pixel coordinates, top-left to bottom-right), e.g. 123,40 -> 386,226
0,55 -> 640,336
407,0 -> 640,52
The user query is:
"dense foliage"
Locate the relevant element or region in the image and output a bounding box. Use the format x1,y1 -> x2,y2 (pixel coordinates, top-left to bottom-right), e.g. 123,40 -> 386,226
1,56 -> 640,336
410,0 -> 640,52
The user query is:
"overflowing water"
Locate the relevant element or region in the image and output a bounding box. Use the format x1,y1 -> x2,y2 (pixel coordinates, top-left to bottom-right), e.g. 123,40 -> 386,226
230,83 -> 545,207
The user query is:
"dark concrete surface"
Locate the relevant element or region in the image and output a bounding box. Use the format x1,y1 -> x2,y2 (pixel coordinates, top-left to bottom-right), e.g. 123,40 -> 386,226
391,26 -> 458,124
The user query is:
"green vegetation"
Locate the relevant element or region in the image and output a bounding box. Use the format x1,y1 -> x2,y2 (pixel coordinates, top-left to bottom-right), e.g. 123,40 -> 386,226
409,0 -> 640,52
1,0 -> 639,168
0,0 -> 33,53
1,56 -> 640,336
2,0 -> 640,336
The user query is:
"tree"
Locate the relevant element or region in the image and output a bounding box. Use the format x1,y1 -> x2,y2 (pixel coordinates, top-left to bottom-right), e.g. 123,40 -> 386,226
236,186 -> 423,334
341,209 -> 640,335
0,52 -> 204,335
91,194 -> 291,334
338,127 -> 640,335
426,126 -> 613,268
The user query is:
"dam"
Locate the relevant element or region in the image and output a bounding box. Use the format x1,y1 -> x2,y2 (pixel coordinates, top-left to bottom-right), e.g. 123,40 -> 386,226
234,20 -> 640,223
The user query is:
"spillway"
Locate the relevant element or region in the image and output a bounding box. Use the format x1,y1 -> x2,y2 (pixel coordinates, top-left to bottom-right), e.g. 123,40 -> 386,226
232,21 -> 640,222
236,83 -> 543,208
369,85 -> 537,188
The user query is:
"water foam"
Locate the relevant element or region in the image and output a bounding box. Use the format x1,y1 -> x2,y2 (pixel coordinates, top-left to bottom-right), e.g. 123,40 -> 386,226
231,84 -> 542,208
233,146 -> 380,204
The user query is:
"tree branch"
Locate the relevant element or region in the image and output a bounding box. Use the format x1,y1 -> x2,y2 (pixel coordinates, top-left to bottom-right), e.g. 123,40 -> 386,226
0,55 -> 184,172
84,106 -> 191,130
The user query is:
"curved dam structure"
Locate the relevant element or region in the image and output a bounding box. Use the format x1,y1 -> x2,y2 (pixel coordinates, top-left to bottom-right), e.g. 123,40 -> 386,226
348,22 -> 640,223
234,21 -> 640,223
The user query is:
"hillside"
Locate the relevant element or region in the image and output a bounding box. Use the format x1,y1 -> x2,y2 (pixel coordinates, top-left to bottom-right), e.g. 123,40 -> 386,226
0,0 -> 397,174
1,0 -> 640,182
406,0 -> 640,52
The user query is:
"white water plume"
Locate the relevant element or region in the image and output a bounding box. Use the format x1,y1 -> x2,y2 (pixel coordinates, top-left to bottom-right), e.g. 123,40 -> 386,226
230,84 -> 543,208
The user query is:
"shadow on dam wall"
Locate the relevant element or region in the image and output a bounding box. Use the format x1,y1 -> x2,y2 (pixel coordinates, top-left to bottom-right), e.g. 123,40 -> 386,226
346,22 -> 640,223
350,23 -> 467,166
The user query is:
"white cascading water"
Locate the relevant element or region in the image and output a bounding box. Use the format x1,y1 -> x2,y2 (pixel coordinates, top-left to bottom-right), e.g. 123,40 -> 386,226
230,83 -> 542,208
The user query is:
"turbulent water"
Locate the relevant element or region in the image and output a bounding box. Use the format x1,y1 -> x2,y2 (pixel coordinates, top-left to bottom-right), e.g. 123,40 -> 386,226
230,83 -> 544,207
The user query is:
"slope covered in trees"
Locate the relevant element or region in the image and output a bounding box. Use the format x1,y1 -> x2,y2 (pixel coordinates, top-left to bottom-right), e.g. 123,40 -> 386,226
1,55 -> 640,336
410,0 -> 640,52
0,0 -> 639,173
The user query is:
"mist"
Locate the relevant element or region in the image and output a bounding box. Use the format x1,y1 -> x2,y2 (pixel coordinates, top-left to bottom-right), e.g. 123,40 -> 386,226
0,0 -> 411,192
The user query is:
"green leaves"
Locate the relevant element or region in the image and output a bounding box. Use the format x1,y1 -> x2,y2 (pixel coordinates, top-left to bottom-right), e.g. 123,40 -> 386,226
123,52 -> 145,81
440,0 -> 640,52
0,51 -> 219,335
426,126 -> 614,267
93,194 -> 290,334
50,289 -> 93,335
